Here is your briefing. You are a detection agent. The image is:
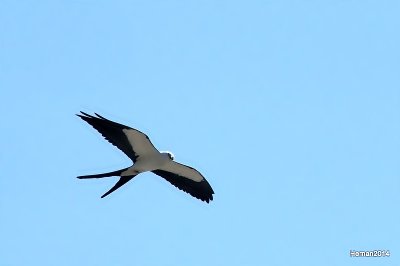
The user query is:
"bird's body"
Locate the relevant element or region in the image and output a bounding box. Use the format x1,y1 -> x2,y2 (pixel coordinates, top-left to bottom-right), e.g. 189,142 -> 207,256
77,112 -> 214,203
120,152 -> 170,176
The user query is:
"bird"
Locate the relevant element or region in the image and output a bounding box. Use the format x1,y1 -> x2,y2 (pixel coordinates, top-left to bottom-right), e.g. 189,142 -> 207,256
76,112 -> 214,203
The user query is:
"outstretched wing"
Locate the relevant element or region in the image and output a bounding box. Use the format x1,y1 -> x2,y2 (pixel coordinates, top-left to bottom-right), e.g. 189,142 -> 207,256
77,112 -> 159,162
152,162 -> 214,203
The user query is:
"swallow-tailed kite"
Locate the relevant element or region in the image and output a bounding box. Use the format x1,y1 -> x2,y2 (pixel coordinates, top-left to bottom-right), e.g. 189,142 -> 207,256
77,112 -> 214,203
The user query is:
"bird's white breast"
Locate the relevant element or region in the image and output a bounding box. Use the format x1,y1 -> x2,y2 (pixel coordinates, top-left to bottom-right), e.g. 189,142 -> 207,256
121,153 -> 170,176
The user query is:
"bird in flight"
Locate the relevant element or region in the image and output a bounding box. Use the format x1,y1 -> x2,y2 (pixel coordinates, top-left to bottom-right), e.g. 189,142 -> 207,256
77,112 -> 214,203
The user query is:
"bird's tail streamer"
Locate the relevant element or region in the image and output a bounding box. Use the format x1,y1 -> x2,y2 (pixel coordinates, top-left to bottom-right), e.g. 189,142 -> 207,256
77,168 -> 129,179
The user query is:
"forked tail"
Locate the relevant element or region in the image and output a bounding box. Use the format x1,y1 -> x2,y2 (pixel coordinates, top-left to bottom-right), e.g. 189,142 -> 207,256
77,167 -> 137,198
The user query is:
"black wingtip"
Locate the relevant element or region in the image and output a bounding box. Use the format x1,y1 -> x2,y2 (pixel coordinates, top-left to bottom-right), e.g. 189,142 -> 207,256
94,112 -> 106,119
77,112 -> 108,121
202,188 -> 214,203
204,195 -> 213,203
76,111 -> 88,118
77,111 -> 96,119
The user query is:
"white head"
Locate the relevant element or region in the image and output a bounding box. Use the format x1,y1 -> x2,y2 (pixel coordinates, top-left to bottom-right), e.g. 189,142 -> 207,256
162,151 -> 175,160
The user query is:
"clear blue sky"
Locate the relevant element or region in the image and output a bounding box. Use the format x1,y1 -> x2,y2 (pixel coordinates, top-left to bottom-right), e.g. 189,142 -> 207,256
1,1 -> 399,265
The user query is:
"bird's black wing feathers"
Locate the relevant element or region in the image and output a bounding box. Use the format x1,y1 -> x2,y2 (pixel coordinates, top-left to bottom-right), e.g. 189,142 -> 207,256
77,112 -> 139,161
152,169 -> 214,203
